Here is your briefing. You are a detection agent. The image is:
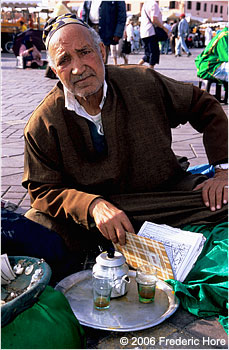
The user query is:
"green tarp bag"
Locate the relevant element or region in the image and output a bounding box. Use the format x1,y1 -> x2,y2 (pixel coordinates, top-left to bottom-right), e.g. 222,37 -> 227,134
1,285 -> 86,349
168,222 -> 228,334
195,27 -> 228,82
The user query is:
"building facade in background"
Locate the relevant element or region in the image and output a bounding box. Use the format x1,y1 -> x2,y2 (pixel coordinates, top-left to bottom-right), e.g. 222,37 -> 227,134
125,1 -> 228,22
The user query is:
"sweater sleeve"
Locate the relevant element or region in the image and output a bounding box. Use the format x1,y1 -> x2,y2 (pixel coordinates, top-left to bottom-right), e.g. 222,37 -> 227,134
22,94 -> 102,230
186,86 -> 228,165
158,71 -> 228,165
27,182 -> 101,230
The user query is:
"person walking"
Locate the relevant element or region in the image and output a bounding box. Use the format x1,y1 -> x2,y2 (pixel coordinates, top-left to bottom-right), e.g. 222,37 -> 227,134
205,26 -> 213,47
160,20 -> 171,54
133,24 -> 140,53
138,0 -> 169,68
110,27 -> 129,65
126,18 -> 134,53
82,1 -> 126,64
170,20 -> 178,54
175,13 -> 191,57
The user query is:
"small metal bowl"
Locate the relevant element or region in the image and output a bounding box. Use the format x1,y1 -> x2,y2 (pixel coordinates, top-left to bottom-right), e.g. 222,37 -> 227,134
1,256 -> 51,327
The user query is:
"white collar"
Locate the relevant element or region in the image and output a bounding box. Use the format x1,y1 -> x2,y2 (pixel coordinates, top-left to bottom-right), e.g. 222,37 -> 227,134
63,80 -> 107,115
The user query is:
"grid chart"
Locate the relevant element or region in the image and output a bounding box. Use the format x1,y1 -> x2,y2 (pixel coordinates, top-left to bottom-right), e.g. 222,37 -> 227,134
114,232 -> 174,281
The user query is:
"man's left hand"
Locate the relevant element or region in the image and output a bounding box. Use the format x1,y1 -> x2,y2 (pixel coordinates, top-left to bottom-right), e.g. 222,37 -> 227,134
193,169 -> 228,211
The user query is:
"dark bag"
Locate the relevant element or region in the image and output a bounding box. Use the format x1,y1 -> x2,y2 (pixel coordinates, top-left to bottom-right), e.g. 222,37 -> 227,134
144,8 -> 168,42
122,39 -> 131,54
154,26 -> 168,42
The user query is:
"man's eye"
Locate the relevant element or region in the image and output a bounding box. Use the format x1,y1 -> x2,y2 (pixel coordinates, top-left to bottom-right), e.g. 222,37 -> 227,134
81,50 -> 91,56
58,57 -> 69,65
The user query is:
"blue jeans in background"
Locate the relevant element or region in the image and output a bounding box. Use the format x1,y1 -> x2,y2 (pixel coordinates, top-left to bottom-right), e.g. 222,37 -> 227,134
176,35 -> 190,55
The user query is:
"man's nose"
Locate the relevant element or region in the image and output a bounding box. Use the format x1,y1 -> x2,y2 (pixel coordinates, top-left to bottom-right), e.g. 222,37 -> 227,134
71,57 -> 85,75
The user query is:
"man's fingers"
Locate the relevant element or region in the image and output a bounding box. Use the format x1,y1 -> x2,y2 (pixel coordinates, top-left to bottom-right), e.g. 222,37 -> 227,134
215,185 -> 224,210
202,182 -> 227,211
201,183 -> 210,207
223,186 -> 228,204
90,199 -> 135,245
115,226 -> 126,246
207,185 -> 217,211
97,222 -> 119,243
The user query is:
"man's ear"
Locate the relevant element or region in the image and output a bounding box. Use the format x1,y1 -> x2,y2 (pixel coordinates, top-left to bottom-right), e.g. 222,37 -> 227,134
99,42 -> 106,63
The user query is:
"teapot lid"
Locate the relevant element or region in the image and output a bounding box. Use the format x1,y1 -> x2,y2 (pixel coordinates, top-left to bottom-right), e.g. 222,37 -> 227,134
96,251 -> 126,267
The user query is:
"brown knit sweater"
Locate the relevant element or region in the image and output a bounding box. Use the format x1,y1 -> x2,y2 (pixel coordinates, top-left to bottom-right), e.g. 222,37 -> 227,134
23,65 -> 228,228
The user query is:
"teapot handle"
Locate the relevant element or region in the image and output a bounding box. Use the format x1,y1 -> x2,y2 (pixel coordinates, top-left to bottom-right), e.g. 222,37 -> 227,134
121,274 -> 130,283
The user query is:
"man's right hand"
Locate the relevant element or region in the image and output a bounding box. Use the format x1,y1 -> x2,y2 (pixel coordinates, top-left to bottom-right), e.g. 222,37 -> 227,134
89,198 -> 135,246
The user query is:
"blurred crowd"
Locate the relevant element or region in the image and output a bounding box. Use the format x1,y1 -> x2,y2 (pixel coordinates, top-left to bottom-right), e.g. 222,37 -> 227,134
3,0 -> 227,81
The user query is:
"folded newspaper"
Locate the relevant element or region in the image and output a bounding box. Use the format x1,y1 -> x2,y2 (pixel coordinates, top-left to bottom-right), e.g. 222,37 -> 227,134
114,221 -> 206,282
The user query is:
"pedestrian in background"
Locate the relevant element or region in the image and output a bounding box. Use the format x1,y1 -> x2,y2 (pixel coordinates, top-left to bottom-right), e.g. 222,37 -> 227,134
170,19 -> 178,54
205,26 -> 213,47
28,14 -> 34,29
19,18 -> 27,32
160,20 -> 171,54
133,24 -> 140,53
138,0 -> 169,69
110,27 -> 129,65
126,18 -> 134,53
175,13 -> 191,57
82,1 -> 126,64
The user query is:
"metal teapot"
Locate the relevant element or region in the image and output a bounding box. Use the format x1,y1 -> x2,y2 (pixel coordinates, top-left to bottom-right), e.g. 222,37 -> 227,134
92,249 -> 130,298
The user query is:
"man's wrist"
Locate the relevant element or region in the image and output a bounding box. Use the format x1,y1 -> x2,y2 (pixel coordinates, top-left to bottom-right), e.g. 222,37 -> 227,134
88,197 -> 103,217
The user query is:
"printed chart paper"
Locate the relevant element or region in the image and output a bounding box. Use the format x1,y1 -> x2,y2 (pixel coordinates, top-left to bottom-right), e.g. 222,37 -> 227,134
114,232 -> 174,281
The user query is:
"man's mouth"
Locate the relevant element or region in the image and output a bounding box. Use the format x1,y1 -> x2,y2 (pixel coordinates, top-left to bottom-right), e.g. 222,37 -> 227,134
72,74 -> 93,84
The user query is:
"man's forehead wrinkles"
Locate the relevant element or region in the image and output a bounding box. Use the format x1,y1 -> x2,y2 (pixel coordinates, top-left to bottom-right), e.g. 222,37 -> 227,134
55,45 -> 67,57
54,44 -> 91,56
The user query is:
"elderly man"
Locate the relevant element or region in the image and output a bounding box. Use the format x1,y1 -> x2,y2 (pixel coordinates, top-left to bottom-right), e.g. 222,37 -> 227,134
23,14 -> 227,262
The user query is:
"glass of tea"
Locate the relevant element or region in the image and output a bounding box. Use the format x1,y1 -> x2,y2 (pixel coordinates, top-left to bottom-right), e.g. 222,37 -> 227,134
135,264 -> 157,303
92,274 -> 113,310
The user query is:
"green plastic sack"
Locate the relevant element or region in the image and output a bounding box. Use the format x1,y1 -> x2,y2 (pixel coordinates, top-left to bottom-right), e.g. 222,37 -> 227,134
167,222 -> 228,334
1,286 -> 86,349
195,27 -> 228,82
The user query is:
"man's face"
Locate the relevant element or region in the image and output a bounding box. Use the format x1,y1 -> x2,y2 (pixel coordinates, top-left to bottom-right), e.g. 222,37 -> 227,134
49,24 -> 106,98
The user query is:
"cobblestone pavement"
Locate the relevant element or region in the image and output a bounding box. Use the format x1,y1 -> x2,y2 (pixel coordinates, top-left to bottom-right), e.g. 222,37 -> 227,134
1,48 -> 228,349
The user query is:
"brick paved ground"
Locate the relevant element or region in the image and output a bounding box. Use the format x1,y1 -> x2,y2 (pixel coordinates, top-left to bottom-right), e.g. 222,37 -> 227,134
1,48 -> 228,349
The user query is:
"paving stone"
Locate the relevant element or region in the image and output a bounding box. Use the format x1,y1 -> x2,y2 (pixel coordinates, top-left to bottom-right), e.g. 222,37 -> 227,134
1,168 -> 24,177
7,185 -> 26,193
1,186 -> 10,196
168,307 -> 199,328
1,173 -> 24,185
184,318 -> 228,348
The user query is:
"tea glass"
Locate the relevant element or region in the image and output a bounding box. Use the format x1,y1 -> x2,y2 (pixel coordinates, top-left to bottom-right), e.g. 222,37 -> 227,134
135,265 -> 157,303
92,274 -> 113,310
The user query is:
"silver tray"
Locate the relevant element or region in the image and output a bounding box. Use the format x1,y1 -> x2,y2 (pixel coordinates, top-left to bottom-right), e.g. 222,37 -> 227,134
55,270 -> 179,332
